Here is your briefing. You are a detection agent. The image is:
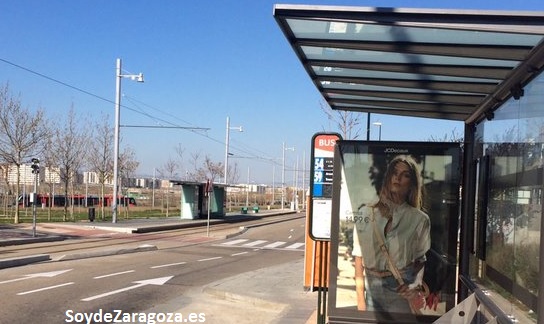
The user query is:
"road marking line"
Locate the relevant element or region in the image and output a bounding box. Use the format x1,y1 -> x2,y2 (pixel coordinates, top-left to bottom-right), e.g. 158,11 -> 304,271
0,269 -> 73,285
243,240 -> 267,247
94,270 -> 135,279
197,256 -> 223,262
17,282 -> 74,295
221,239 -> 249,245
285,242 -> 305,249
231,251 -> 249,256
151,262 -> 187,269
82,276 -> 173,302
263,241 -> 286,248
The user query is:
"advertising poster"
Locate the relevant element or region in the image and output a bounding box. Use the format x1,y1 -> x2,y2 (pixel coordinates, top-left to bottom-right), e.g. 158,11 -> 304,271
328,141 -> 461,323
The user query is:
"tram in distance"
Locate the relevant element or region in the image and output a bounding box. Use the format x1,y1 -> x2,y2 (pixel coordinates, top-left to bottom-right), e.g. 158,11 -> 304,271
18,194 -> 136,207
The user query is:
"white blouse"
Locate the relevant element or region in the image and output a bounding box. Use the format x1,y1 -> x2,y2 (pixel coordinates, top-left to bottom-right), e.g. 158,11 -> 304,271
352,202 -> 430,271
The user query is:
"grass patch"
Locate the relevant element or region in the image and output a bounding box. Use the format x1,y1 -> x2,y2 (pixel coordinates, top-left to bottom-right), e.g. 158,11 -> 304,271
0,206 -> 181,224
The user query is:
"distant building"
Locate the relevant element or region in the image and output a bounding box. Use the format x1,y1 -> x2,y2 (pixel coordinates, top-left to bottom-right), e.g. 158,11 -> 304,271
43,167 -> 61,184
2,163 -> 254,191
83,171 -> 103,185
4,164 -> 61,185
135,178 -> 147,188
160,179 -> 174,188
227,184 -> 267,194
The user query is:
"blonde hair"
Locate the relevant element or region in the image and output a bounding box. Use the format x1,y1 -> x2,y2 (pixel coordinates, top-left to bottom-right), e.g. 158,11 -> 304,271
375,155 -> 423,217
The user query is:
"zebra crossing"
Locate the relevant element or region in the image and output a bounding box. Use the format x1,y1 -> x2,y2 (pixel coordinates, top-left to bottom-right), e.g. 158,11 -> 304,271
216,238 -> 305,251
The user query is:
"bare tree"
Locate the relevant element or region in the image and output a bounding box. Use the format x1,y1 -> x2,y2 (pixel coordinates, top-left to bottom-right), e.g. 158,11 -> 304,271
49,106 -> 90,221
119,145 -> 139,218
0,85 -> 49,223
227,160 -> 240,184
87,114 -> 113,220
187,151 -> 201,181
159,158 -> 178,217
429,128 -> 464,142
42,120 -> 60,221
320,100 -> 363,140
189,154 -> 222,183
204,156 -> 223,182
174,143 -> 186,180
0,162 -> 11,214
224,160 -> 240,212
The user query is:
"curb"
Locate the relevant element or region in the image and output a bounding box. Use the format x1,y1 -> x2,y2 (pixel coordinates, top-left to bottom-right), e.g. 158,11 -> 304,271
0,254 -> 51,269
85,225 -> 137,234
225,212 -> 305,240
0,245 -> 159,269
53,244 -> 158,261
225,226 -> 248,239
0,235 -> 65,247
132,221 -> 221,233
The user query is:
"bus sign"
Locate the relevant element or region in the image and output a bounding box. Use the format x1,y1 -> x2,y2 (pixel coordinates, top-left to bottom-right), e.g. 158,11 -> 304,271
309,132 -> 342,240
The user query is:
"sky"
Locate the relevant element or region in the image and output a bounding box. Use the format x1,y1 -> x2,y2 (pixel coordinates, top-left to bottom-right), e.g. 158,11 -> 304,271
1,0 -> 543,185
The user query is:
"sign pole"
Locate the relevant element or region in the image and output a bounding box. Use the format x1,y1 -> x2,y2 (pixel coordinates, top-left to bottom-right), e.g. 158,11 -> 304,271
31,158 -> 40,237
205,179 -> 213,237
32,174 -> 37,237
207,193 -> 211,237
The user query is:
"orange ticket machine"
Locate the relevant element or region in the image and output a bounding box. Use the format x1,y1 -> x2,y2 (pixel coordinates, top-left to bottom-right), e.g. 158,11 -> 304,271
304,196 -> 330,291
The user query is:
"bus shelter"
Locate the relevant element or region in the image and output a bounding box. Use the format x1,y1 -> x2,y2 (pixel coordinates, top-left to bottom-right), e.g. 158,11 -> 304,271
274,5 -> 544,323
171,181 -> 225,220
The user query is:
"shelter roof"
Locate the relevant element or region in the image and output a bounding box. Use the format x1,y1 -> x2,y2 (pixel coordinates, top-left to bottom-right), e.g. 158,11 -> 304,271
274,5 -> 544,123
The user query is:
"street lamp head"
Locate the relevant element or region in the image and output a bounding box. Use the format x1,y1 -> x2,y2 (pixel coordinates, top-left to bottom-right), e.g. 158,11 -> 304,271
373,122 -> 382,126
122,72 -> 145,82
133,73 -> 144,82
229,126 -> 243,132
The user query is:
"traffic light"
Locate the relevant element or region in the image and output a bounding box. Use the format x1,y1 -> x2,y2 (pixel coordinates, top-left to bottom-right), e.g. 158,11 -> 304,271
31,158 -> 40,174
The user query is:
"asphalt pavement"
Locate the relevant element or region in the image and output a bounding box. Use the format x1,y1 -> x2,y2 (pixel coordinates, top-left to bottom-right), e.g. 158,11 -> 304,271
0,210 -> 318,324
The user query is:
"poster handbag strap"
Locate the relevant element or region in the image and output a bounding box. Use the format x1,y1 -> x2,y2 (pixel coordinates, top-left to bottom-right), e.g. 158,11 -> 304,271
370,207 -> 405,286
370,207 -> 429,315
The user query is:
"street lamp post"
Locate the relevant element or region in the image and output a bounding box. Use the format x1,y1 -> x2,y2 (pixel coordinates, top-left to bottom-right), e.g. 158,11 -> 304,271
282,142 -> 295,210
246,167 -> 250,207
292,158 -> 298,211
373,121 -> 382,140
272,165 -> 275,206
152,168 -> 156,209
113,58 -> 144,223
223,116 -> 243,185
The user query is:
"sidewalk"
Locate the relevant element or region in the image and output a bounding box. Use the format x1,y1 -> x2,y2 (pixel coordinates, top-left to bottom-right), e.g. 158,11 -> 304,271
0,210 -> 318,324
143,258 -> 318,324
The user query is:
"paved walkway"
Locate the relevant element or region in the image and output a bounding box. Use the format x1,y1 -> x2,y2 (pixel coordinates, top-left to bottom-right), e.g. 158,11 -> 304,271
0,211 -> 318,324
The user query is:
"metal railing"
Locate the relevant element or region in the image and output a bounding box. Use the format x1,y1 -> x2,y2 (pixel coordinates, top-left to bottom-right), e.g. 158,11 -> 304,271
459,275 -> 516,324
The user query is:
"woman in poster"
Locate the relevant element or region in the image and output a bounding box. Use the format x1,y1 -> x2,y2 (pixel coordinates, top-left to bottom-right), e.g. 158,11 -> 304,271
352,155 -> 430,313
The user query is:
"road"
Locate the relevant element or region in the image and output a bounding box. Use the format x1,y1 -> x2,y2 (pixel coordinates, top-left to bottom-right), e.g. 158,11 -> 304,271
0,215 -> 307,323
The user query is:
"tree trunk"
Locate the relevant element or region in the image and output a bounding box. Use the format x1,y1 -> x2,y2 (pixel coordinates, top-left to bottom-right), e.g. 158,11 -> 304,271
14,165 -> 21,224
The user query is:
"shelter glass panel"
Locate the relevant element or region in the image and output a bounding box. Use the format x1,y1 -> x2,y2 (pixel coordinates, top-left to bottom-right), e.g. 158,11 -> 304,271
473,72 -> 544,322
287,18 -> 542,46
301,45 -> 519,67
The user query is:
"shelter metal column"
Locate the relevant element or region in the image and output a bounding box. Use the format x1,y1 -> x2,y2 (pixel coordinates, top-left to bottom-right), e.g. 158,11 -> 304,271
458,123 -> 476,302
